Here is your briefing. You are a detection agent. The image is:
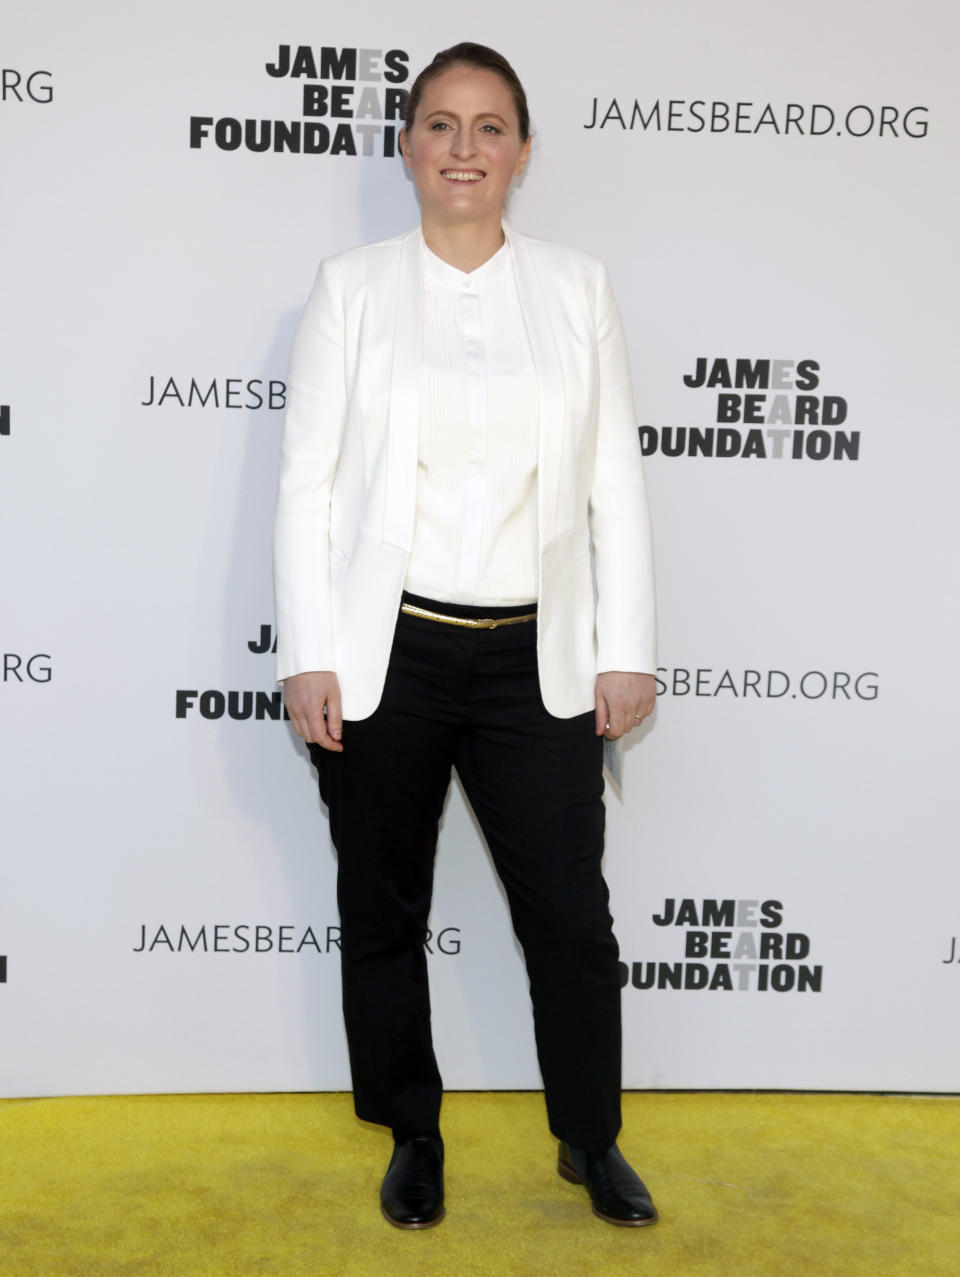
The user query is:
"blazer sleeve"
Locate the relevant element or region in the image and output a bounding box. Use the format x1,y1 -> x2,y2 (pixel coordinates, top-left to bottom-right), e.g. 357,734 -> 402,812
588,258 -> 657,676
273,259 -> 349,682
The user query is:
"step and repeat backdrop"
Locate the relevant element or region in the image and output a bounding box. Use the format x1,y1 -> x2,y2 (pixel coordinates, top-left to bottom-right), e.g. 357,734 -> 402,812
3,0 -> 958,1097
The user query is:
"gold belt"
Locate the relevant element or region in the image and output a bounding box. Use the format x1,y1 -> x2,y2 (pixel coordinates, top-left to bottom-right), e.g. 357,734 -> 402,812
400,602 -> 537,630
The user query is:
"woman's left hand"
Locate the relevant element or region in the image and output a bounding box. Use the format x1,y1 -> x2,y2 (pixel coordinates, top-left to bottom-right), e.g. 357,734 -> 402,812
595,671 -> 657,740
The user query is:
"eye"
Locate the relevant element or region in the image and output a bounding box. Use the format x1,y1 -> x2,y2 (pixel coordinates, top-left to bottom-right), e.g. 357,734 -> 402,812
480,124 -> 502,134
430,121 -> 451,131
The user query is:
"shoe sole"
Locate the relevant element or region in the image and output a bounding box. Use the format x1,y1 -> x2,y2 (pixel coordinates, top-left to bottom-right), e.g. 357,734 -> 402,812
381,1202 -> 446,1230
557,1158 -> 659,1227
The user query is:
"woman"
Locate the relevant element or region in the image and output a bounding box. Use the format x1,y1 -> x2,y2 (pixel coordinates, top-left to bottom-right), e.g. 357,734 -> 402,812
275,42 -> 658,1230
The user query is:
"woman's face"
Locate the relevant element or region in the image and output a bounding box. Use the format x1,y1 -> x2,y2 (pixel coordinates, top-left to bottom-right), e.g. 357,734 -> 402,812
401,64 -> 530,229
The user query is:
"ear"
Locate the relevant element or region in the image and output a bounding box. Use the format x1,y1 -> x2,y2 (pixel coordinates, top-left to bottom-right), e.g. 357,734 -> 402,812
514,136 -> 531,177
399,127 -> 411,168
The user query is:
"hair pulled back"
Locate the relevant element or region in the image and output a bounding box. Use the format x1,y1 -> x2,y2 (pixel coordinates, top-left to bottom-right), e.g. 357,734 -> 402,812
403,42 -> 531,142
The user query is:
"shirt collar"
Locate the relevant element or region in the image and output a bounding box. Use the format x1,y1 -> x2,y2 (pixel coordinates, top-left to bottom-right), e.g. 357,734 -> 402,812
420,227 -> 512,291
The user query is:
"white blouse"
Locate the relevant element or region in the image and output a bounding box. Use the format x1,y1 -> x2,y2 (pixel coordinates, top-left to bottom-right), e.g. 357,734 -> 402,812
403,232 -> 540,606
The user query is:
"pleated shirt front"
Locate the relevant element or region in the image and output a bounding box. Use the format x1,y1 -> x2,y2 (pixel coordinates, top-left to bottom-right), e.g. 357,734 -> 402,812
403,232 -> 540,606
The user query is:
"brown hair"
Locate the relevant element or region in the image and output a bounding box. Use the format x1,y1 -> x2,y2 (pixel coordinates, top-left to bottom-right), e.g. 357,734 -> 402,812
403,42 -> 531,142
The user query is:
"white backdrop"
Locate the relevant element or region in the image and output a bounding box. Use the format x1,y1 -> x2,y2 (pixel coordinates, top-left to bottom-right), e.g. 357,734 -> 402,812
2,0 -> 958,1097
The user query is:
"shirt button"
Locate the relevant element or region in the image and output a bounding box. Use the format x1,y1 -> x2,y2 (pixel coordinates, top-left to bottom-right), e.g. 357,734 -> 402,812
463,278 -> 472,288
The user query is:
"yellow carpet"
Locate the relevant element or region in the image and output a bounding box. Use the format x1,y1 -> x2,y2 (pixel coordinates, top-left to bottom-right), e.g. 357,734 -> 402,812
0,1091 -> 957,1275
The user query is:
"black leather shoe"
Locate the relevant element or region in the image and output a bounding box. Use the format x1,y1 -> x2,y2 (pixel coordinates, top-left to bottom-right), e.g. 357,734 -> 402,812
558,1141 -> 658,1226
380,1134 -> 445,1229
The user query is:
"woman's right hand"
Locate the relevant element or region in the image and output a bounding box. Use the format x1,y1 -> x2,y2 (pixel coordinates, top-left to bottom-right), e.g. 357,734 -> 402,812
282,671 -> 343,751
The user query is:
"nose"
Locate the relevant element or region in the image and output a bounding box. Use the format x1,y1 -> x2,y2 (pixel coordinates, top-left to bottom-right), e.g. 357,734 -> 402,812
449,127 -> 476,159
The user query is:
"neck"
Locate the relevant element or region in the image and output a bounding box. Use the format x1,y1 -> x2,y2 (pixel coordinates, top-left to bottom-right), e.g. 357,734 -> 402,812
420,215 -> 506,274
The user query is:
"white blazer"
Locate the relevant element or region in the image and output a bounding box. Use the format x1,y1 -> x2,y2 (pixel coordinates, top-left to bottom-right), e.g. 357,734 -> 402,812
274,222 -> 656,720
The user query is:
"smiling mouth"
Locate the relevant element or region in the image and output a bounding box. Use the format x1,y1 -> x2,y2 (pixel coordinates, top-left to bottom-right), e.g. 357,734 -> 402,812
441,169 -> 485,182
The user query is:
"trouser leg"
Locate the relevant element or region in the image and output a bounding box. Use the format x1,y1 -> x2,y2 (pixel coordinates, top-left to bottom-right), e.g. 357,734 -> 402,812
453,626 -> 622,1150
308,617 -> 461,1132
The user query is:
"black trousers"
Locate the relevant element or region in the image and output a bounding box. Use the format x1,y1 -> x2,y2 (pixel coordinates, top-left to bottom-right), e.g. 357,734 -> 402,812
308,592 -> 622,1150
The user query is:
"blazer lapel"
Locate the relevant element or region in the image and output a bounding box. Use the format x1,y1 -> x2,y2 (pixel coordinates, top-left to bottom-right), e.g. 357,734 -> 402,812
382,227 -> 422,550
505,223 -> 567,549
